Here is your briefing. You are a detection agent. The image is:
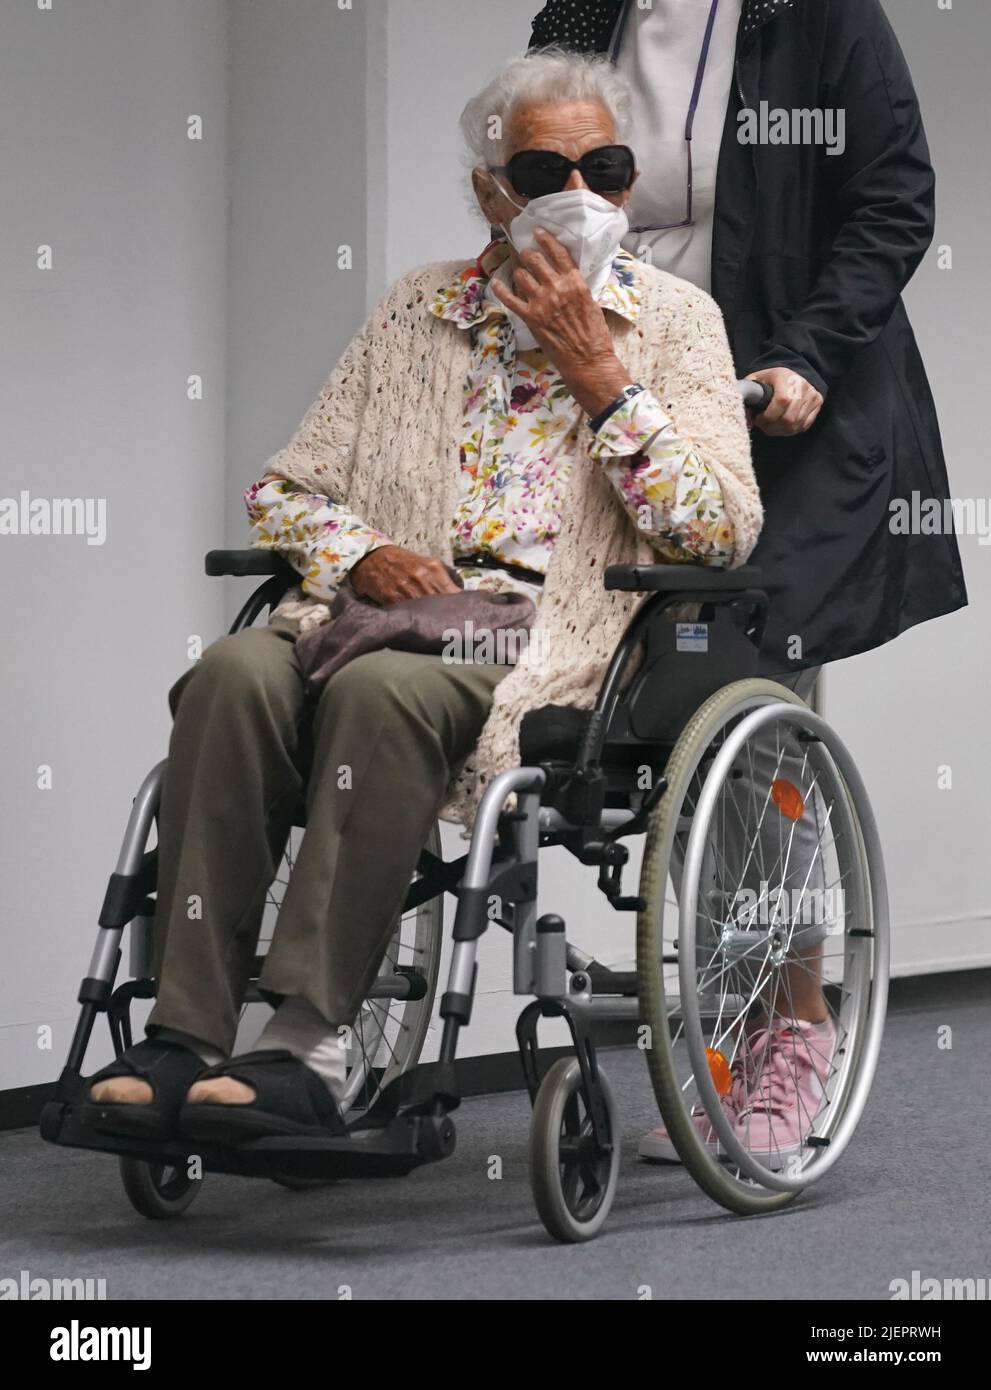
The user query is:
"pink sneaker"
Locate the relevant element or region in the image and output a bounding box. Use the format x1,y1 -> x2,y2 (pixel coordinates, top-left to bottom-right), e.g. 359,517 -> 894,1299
638,1094 -> 739,1164
732,1017 -> 836,1171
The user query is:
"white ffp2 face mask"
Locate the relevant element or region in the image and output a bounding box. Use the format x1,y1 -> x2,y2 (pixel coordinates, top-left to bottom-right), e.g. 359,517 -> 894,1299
487,179 -> 630,350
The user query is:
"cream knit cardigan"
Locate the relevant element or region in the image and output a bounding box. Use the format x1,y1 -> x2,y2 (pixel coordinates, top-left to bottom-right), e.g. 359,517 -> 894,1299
260,256 -> 762,826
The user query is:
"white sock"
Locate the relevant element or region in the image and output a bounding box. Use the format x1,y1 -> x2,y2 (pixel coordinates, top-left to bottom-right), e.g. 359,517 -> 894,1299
254,996 -> 347,1100
154,1027 -> 226,1069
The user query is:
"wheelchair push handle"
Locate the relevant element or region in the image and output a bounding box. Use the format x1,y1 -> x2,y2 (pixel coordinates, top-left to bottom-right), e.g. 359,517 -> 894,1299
205,549 -> 294,578
738,378 -> 774,415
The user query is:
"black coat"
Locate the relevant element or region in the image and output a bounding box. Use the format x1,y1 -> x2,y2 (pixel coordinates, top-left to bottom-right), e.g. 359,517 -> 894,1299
529,0 -> 968,673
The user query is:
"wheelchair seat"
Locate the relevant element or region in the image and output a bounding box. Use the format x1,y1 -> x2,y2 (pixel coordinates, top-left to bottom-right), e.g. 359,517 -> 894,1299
520,704 -> 672,808
519,705 -> 589,763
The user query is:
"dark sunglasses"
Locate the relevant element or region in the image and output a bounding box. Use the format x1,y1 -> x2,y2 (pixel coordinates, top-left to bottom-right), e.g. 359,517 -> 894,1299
489,144 -> 636,200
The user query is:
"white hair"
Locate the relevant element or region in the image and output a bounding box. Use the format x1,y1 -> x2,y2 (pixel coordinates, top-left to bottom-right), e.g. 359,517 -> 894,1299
459,47 -> 633,169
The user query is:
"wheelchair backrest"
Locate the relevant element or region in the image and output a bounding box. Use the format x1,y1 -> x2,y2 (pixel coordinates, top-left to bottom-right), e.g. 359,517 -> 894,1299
605,600 -> 761,747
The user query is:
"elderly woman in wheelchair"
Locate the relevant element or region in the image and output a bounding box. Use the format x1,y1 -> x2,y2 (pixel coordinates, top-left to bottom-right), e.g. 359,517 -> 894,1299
46,49 -> 887,1241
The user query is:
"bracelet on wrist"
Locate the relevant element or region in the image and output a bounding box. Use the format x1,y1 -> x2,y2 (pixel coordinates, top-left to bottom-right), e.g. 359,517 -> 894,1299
589,383 -> 645,434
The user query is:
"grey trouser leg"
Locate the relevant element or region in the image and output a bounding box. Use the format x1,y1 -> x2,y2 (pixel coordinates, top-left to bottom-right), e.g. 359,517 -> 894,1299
742,666 -> 832,950
147,621 -> 509,1054
671,666 -> 833,956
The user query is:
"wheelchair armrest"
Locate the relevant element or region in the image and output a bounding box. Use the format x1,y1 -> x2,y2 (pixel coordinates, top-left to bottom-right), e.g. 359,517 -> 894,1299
604,564 -> 762,593
205,549 -> 295,578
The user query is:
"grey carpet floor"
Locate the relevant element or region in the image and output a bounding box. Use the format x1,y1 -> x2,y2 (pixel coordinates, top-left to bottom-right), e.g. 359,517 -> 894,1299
1,996 -> 985,1301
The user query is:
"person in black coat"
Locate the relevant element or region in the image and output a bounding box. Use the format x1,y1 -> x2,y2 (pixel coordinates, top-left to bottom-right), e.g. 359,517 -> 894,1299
524,0 -> 966,1166
528,0 -> 967,675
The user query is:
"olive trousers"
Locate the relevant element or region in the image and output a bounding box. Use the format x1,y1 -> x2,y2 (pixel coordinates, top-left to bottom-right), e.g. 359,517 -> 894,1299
146,619 -> 509,1055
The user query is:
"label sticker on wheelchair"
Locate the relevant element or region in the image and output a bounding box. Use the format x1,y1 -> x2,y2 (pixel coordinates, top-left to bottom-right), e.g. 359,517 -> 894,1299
676,623 -> 709,653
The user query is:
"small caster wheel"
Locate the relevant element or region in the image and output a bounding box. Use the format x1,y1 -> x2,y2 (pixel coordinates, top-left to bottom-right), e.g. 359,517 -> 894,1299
529,1057 -> 620,1243
118,1157 -> 201,1220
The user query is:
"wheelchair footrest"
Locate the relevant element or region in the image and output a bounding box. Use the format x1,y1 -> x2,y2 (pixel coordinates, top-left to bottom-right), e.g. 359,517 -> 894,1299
40,1100 -> 456,1180
240,1112 -> 457,1179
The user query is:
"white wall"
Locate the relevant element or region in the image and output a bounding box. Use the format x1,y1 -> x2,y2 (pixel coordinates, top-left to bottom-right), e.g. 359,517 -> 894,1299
224,0 -> 370,553
0,0 -> 229,1090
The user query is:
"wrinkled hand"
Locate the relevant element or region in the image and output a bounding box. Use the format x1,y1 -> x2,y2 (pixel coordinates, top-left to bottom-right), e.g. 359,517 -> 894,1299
349,545 -> 461,606
489,227 -> 630,418
746,368 -> 824,437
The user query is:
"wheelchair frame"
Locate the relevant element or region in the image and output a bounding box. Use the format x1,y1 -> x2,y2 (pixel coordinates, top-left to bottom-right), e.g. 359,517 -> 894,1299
43,547 -> 886,1235
38,547 -> 767,1167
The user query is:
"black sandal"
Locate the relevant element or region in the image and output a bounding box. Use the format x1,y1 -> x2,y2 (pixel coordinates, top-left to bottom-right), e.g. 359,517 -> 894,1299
80,1038 -> 207,1141
178,1049 -> 346,1145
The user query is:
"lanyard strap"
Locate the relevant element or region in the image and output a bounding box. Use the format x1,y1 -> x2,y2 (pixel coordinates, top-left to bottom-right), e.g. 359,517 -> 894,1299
610,0 -> 721,144
686,0 -> 721,142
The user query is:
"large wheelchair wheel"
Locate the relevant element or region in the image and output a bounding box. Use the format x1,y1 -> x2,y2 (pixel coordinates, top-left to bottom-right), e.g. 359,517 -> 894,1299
637,679 -> 889,1215
529,1058 -> 620,1243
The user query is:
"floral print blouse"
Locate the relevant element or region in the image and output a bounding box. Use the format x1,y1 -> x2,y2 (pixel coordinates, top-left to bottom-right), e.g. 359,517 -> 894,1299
244,241 -> 733,607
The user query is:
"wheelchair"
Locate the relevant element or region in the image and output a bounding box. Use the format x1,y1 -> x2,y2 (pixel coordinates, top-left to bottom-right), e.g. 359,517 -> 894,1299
41,462 -> 889,1245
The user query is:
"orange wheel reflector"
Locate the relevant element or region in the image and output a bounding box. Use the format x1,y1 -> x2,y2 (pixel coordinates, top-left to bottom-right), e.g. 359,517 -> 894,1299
705,1046 -> 732,1096
771,778 -> 806,822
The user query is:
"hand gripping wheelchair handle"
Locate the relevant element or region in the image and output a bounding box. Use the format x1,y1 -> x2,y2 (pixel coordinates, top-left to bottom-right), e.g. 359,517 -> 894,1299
738,378 -> 774,414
